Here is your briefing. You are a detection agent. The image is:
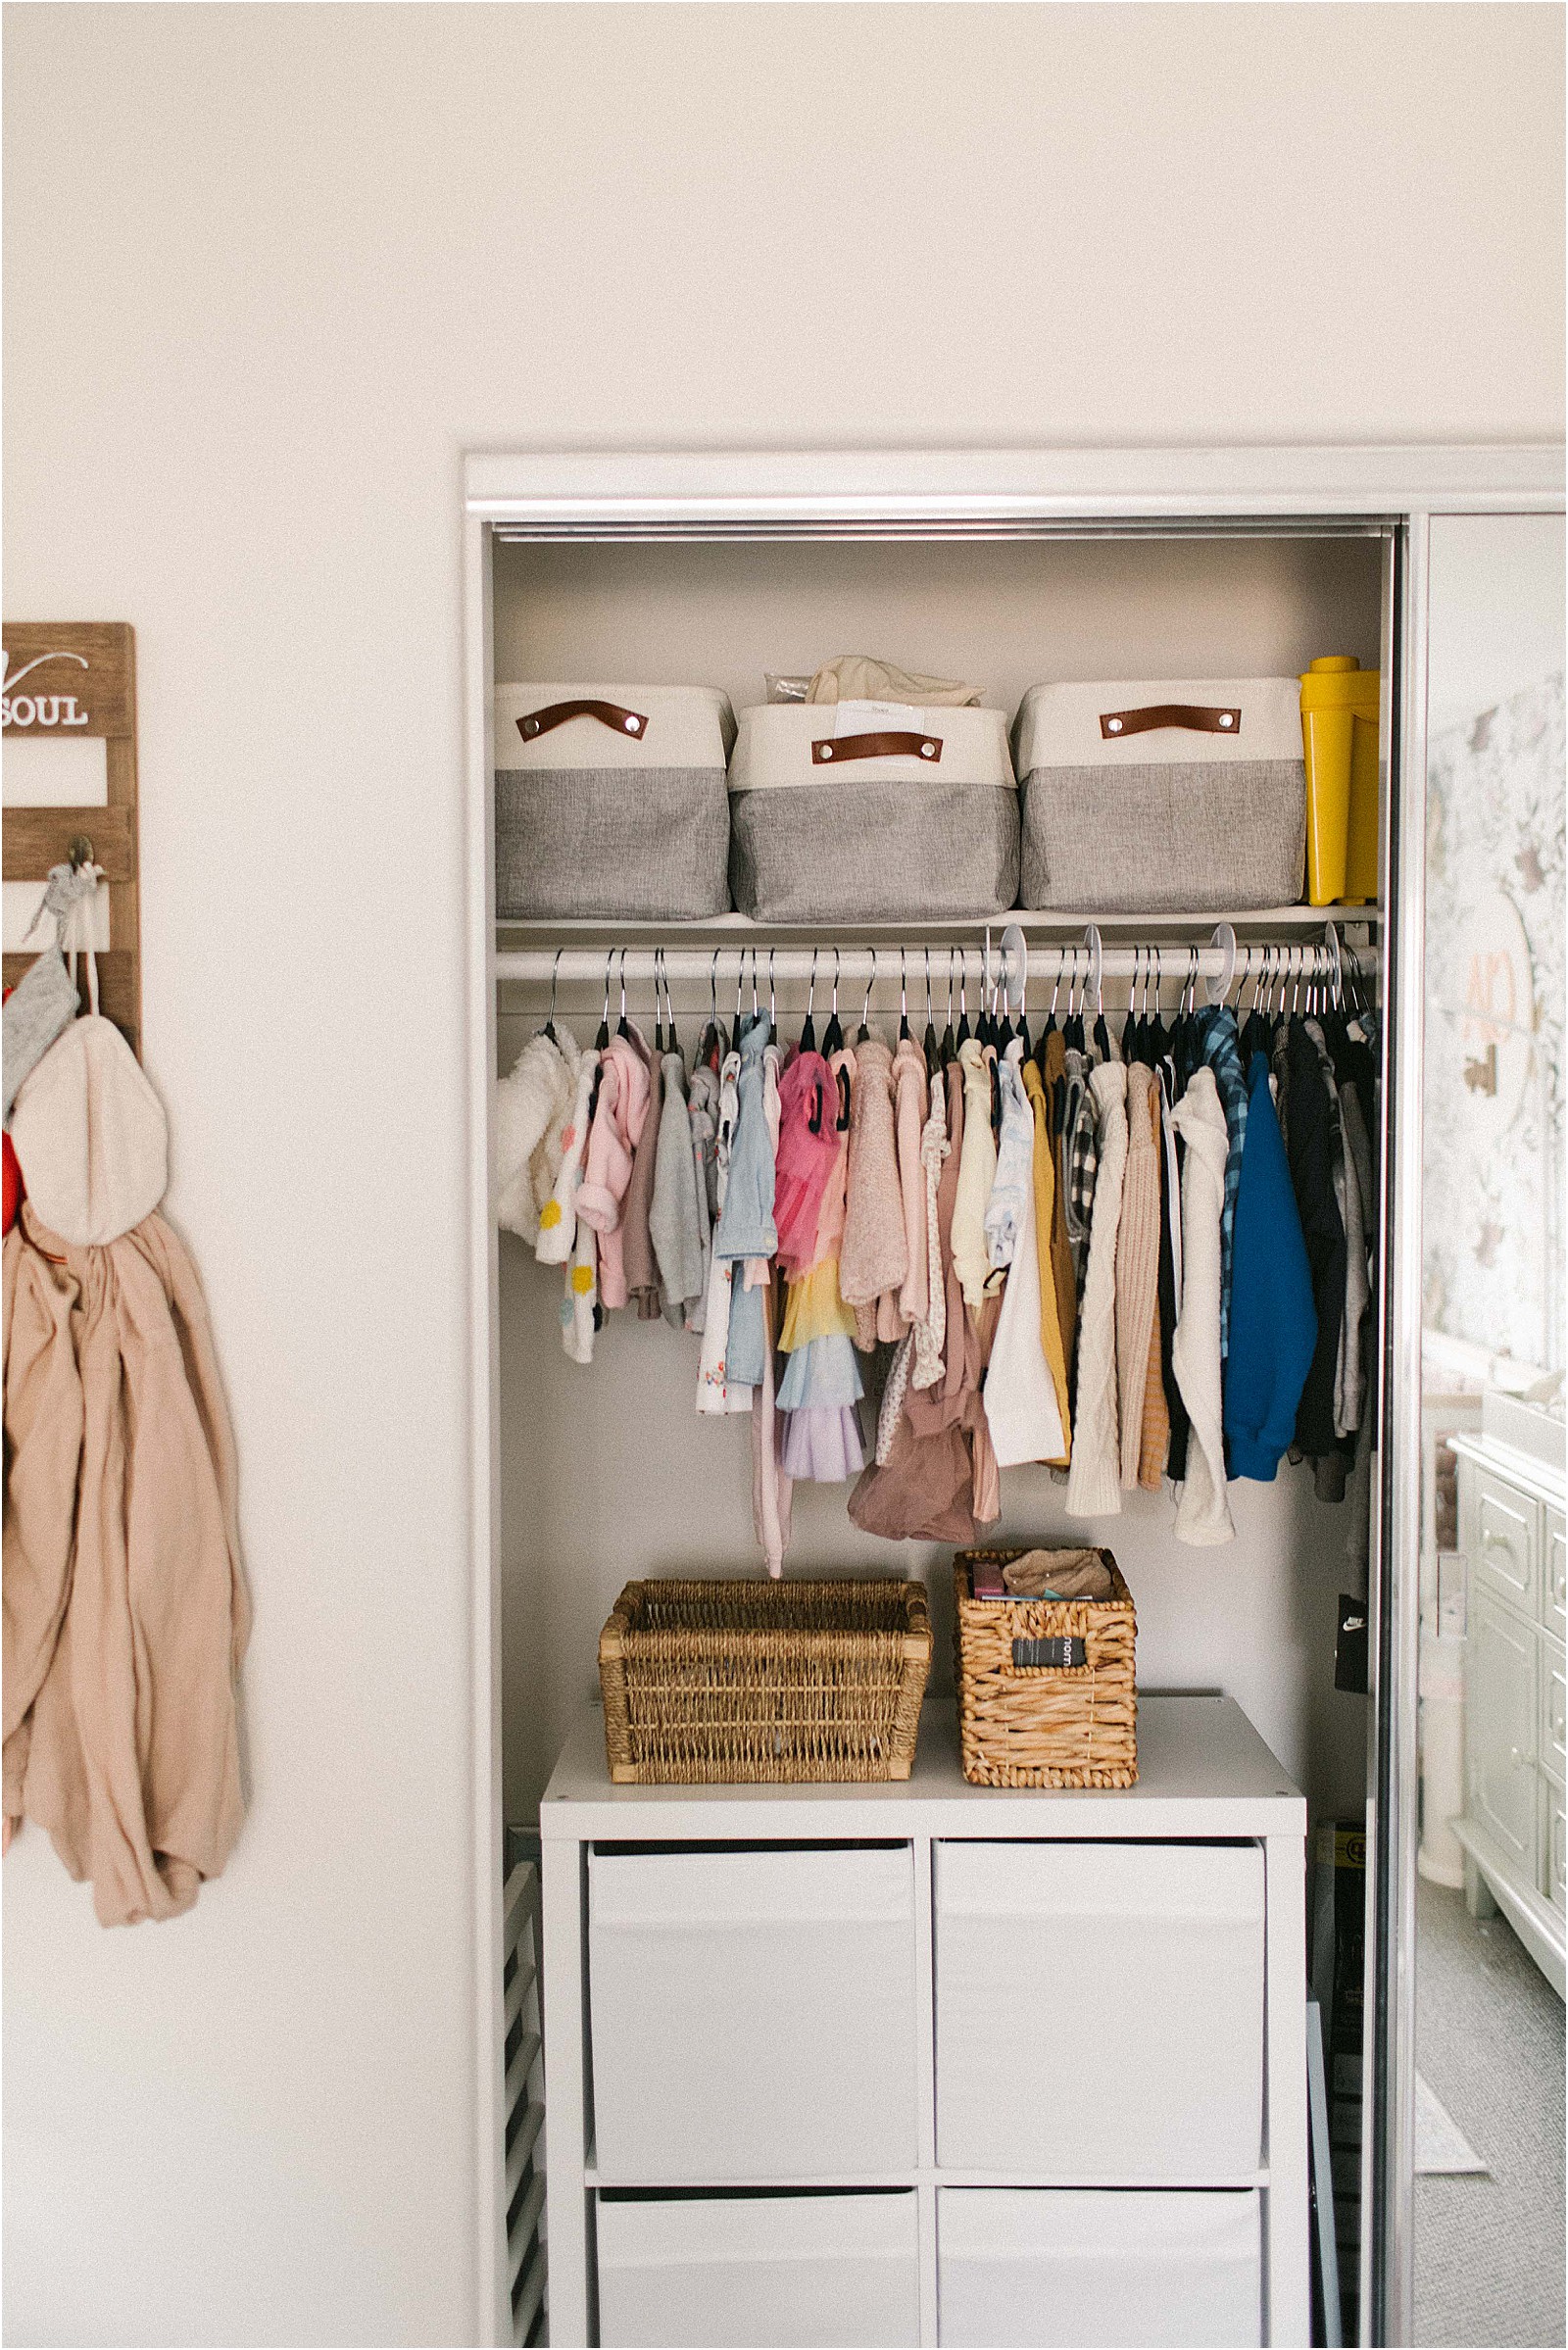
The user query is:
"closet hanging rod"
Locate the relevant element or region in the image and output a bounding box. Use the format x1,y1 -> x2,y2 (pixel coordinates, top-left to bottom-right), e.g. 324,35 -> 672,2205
493,935 -> 1354,991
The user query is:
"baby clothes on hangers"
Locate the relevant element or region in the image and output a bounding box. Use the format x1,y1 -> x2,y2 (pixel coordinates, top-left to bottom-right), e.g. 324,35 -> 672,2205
1170,1066 -> 1235,1545
951,1039 -> 999,1313
1155,1053 -> 1189,1479
496,1026 -> 580,1245
752,1277 -> 794,1576
684,1059 -> 720,1335
893,1037 -> 929,1331
538,1045 -> 595,1265
1064,1060 -> 1129,1520
1060,1043 -> 1099,1301
712,1017 -> 778,1390
650,1046 -> 705,1329
1222,1050 -> 1317,1482
1020,1053 -> 1071,1465
773,1051 -> 839,1274
621,1035 -> 664,1322
576,1033 -> 652,1311
1196,1003 -> 1249,1362
1304,1017 -> 1370,1452
1281,1017 -> 1347,1480
911,1075 -> 950,1391
984,1040 -> 1034,1272
1115,1062 -> 1161,1491
1136,1077 -> 1171,1492
696,1049 -> 753,1415
840,1034 -> 906,1347
983,1053 -> 1066,1471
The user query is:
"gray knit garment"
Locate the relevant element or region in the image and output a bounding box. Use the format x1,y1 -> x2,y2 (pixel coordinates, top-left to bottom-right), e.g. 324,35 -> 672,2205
4,947 -> 78,1121
650,1052 -> 705,1327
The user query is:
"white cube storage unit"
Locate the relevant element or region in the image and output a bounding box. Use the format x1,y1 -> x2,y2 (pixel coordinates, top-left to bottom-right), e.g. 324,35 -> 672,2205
588,1845 -> 918,2180
935,1841 -> 1266,2179
937,2188 -> 1262,2349
541,1696 -> 1308,2349
596,2192 -> 921,2349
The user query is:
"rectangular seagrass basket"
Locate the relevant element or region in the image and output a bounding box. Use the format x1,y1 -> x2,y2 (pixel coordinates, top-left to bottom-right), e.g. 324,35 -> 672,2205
953,1549 -> 1138,1787
599,1578 -> 932,1785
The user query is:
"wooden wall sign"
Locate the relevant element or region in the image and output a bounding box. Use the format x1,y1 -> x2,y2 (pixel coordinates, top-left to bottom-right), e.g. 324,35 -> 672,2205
2,622 -> 141,1053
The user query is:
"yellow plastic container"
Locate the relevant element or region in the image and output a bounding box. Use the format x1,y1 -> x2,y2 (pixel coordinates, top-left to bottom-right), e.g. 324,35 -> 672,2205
1299,657 -> 1382,906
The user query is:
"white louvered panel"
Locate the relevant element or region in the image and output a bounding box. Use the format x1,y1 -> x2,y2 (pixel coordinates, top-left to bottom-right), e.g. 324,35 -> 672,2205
505,1961 -> 536,2035
505,2030 -> 541,2116
513,2241 -> 548,2348
506,2100 -> 545,2201
509,2175 -> 546,2268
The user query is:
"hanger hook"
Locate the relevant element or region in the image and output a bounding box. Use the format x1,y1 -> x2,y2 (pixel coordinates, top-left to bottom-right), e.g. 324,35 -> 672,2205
924,945 -> 933,1024
618,946 -> 627,1027
900,944 -> 907,1022
549,946 -> 563,1029
832,944 -> 840,1016
807,948 -> 817,1024
862,948 -> 877,1028
768,947 -> 776,1024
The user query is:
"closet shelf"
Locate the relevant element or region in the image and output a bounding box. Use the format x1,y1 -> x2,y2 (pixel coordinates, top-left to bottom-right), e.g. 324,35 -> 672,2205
496,905 -> 1379,948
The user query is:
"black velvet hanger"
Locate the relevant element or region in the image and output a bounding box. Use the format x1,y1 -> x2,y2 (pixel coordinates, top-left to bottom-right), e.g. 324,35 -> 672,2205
821,948 -> 845,1057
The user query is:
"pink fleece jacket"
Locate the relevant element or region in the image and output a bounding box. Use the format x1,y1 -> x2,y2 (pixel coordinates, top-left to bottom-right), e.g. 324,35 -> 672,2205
575,1038 -> 652,1310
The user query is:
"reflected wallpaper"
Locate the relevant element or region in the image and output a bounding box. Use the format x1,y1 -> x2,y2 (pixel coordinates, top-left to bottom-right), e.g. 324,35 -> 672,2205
1424,669 -> 1566,1374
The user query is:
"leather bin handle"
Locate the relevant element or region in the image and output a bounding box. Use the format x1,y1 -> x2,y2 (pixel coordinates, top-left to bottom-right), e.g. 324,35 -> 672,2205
1099,702 -> 1242,741
811,729 -> 943,765
517,698 -> 649,744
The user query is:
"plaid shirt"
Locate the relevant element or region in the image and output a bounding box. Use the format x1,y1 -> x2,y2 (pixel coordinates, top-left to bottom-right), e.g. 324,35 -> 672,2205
1198,1005 -> 1249,1360
1061,1048 -> 1100,1289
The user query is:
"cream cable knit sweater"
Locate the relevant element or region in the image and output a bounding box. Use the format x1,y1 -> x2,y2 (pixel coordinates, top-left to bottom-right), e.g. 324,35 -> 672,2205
1065,1060 -> 1129,1519
1170,1068 -> 1236,1546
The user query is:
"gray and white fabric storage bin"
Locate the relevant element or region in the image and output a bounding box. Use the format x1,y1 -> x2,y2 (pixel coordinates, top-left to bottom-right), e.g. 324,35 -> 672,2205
494,683 -> 735,920
1014,678 -> 1306,912
728,700 -> 1018,922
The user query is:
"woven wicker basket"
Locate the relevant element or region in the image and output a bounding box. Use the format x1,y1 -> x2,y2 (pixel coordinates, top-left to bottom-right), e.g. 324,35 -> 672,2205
954,1548 -> 1137,1787
599,1578 -> 932,1786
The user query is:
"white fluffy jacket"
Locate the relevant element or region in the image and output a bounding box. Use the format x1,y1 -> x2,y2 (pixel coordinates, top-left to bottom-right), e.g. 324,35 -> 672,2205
1170,1068 -> 1236,1546
495,1030 -> 580,1245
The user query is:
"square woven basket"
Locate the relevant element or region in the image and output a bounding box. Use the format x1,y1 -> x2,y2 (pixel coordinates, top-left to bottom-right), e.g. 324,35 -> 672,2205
953,1548 -> 1138,1787
599,1578 -> 932,1786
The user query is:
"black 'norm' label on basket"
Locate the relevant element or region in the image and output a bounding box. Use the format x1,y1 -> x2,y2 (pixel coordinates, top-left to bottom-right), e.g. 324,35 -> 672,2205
1011,1636 -> 1087,1670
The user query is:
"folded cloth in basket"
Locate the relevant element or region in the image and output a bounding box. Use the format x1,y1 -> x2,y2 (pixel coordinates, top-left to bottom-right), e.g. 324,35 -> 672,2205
1000,1547 -> 1115,1600
806,656 -> 982,707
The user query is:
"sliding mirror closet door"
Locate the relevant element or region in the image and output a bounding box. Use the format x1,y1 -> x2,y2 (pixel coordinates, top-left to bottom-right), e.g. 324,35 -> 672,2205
1408,513 -> 1566,2350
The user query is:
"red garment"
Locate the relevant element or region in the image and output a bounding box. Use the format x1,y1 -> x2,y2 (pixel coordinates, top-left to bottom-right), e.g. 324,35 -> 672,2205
1,991 -> 20,1235
2,1136 -> 23,1237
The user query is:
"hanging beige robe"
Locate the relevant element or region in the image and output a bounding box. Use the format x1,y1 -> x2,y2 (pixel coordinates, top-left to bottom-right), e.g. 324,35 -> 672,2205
3,1207 -> 249,1926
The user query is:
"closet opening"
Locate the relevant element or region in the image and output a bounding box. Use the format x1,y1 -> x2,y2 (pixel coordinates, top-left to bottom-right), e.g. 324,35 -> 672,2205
472,498 -> 1397,2349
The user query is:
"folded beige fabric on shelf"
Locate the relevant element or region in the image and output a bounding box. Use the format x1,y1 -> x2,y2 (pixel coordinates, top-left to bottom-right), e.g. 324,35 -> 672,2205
806,655 -> 983,707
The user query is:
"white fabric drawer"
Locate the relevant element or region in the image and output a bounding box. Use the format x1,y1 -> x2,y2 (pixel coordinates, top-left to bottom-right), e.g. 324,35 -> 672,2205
589,1845 -> 918,2181
934,1841 -> 1265,2177
597,2190 -> 920,2349
937,2186 -> 1261,2349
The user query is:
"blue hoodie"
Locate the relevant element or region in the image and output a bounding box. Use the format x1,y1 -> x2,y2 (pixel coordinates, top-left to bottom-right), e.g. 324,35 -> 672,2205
1223,1052 -> 1317,1481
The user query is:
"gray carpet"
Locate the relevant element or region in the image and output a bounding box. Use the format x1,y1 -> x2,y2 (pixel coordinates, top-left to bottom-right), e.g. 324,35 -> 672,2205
1414,1878 -> 1565,2348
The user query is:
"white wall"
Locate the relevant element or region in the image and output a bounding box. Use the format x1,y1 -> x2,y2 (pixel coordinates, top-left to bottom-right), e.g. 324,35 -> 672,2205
3,6 -> 1560,2343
